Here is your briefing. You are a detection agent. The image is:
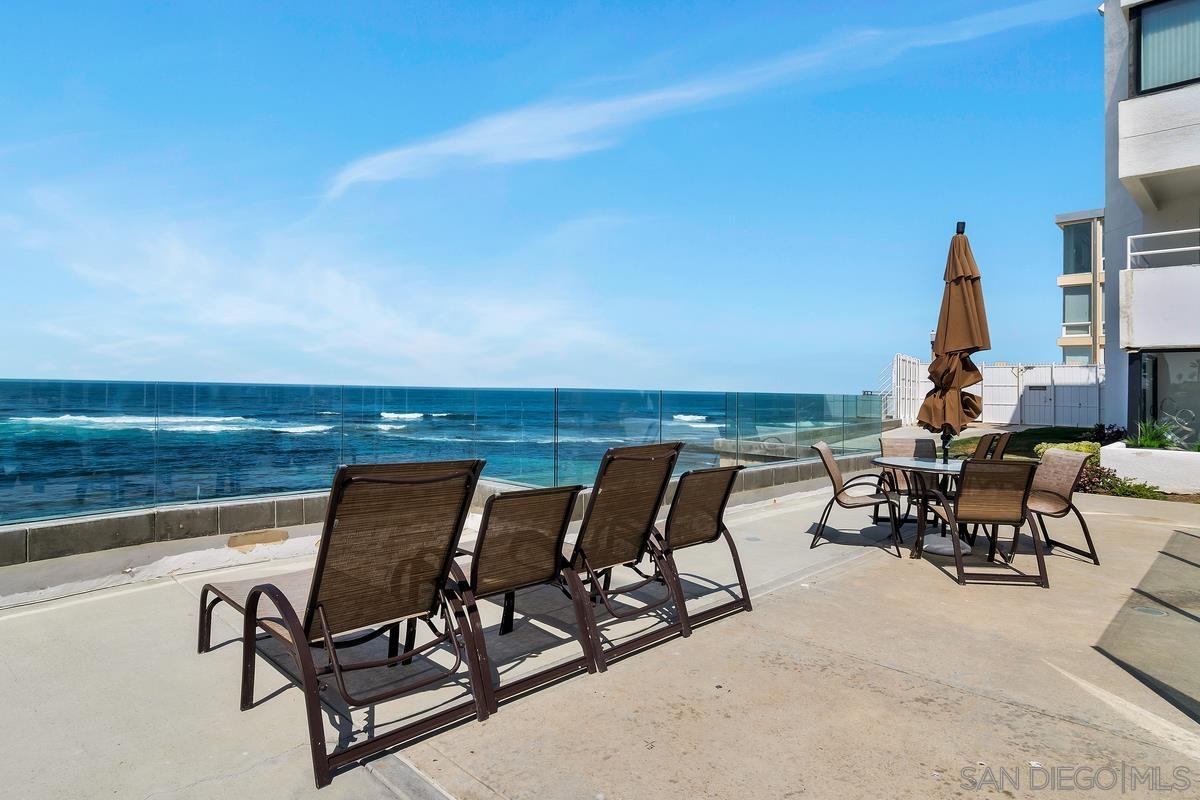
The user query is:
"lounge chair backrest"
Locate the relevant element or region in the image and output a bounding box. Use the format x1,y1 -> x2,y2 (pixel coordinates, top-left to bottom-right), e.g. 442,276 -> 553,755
970,433 -> 998,461
570,442 -> 682,572
664,465 -> 743,550
305,460 -> 484,640
1031,448 -> 1088,502
812,441 -> 844,495
989,432 -> 1013,460
953,460 -> 1036,526
471,484 -> 583,597
879,438 -> 936,492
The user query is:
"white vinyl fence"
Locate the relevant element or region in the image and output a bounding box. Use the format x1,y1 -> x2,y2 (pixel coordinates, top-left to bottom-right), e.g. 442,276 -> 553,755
886,354 -> 1105,428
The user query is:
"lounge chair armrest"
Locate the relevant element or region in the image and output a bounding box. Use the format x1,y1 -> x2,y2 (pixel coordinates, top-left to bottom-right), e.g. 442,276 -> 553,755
243,583 -> 307,646
1035,490 -> 1072,507
842,474 -> 884,492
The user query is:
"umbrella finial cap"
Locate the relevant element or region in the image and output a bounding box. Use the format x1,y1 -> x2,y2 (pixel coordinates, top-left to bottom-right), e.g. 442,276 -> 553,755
956,220 -> 966,235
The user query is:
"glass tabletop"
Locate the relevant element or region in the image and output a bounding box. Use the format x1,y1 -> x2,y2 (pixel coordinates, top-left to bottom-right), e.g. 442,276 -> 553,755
872,455 -> 965,474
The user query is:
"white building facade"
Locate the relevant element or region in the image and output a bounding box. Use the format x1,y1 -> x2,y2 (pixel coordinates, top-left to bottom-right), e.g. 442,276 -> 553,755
1102,0 -> 1200,446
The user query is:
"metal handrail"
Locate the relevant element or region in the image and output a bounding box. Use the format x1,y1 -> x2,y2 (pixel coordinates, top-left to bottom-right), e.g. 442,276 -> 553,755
1127,228 -> 1200,269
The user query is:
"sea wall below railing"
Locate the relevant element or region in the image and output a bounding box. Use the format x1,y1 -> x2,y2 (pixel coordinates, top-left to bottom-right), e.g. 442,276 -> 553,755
0,451 -> 879,570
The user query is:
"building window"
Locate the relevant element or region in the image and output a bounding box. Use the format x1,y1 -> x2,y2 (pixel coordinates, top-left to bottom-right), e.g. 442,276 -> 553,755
1062,346 -> 1092,365
1138,350 -> 1200,446
1135,0 -> 1200,94
1062,221 -> 1092,275
1062,285 -> 1091,336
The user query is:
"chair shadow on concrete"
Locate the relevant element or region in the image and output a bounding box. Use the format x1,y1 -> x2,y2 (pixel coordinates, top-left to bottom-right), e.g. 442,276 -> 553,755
1094,529 -> 1200,725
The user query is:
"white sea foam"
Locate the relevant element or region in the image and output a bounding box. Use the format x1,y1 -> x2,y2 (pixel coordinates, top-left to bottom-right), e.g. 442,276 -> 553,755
376,424 -> 408,432
6,414 -> 332,435
686,423 -> 721,429
672,414 -> 707,422
380,412 -> 424,421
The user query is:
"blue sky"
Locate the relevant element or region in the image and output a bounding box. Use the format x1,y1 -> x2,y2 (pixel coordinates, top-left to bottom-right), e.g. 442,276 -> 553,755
0,0 -> 1103,393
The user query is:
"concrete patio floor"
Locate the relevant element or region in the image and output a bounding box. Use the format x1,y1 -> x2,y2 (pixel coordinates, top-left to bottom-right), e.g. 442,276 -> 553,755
2,487 -> 1199,798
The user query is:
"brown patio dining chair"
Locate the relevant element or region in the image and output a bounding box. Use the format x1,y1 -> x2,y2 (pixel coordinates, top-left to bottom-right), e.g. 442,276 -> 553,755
196,460 -> 489,789
653,464 -> 752,631
916,460 -> 1046,587
562,441 -> 686,672
970,432 -> 999,461
811,441 -> 903,557
874,437 -> 938,526
989,432 -> 1013,460
450,484 -> 595,715
1020,448 -> 1098,565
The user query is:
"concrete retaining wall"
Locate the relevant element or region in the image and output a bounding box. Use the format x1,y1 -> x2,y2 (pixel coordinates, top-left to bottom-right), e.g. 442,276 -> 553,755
1100,442 -> 1200,493
0,453 -> 877,567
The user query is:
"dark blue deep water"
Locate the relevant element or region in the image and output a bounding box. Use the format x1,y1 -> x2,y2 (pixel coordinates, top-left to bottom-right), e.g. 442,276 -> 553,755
0,380 -> 873,523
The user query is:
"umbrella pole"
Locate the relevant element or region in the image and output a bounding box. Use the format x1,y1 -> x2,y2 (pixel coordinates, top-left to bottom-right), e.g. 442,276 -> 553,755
941,428 -> 952,463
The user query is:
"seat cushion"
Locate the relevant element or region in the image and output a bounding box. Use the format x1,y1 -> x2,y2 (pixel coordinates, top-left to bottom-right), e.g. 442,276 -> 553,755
1027,490 -> 1070,516
206,569 -> 314,644
837,491 -> 892,509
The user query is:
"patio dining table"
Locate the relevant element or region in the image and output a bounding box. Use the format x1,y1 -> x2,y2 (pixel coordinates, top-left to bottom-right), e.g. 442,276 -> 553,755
871,455 -> 970,557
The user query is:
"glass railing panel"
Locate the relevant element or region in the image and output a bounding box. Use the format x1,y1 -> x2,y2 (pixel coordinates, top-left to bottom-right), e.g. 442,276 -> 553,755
734,392 -> 800,467
555,388 -> 661,485
841,393 -> 883,453
661,390 -> 730,474
472,388 -> 555,486
154,382 -> 341,504
792,393 -> 846,456
0,379 -> 158,522
341,385 -> 477,467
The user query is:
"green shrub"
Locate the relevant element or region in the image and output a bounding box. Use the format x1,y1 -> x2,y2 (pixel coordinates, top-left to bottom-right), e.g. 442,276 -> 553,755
1077,464 -> 1164,500
1034,441 -> 1101,466
1126,420 -> 1179,450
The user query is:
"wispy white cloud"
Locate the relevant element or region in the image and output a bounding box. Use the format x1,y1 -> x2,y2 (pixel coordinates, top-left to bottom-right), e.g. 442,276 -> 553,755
7,197 -> 655,386
330,0 -> 1088,195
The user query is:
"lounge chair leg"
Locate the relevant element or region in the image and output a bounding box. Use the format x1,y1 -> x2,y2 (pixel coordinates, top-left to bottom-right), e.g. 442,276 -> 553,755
565,568 -> 606,673
197,586 -> 221,654
241,585 -> 330,789
401,618 -> 417,665
885,500 -> 903,558
947,511 -> 966,585
445,591 -> 492,721
660,549 -> 692,638
723,527 -> 753,612
386,622 -> 400,663
811,498 -> 835,549
500,591 -> 516,636
986,524 -> 999,563
1029,522 -> 1050,589
1072,504 -> 1099,565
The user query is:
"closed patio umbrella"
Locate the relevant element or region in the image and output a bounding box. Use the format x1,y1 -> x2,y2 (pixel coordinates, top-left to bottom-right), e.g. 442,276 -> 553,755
918,221 -> 990,460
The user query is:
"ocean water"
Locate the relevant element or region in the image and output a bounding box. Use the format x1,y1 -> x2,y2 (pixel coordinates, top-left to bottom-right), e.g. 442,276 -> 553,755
0,380 -> 871,523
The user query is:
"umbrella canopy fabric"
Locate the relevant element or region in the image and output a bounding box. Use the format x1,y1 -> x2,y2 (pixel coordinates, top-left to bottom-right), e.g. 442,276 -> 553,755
918,231 -> 990,436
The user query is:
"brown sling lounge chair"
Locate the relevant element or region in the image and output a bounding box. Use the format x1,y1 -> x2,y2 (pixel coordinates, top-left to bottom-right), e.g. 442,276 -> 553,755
915,460 -> 1046,587
654,465 -> 753,631
1022,448 -> 1097,565
196,460 -> 489,789
563,441 -> 687,672
811,441 -> 903,557
450,484 -> 596,715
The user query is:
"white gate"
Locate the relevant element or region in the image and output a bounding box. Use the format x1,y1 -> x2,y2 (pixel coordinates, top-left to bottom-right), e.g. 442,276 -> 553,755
887,356 -> 1104,428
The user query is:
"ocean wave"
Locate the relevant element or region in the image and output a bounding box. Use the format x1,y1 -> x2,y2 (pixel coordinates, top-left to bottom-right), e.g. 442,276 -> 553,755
685,423 -> 721,429
380,412 -> 425,421
376,424 -> 408,432
672,414 -> 708,422
5,414 -> 333,435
